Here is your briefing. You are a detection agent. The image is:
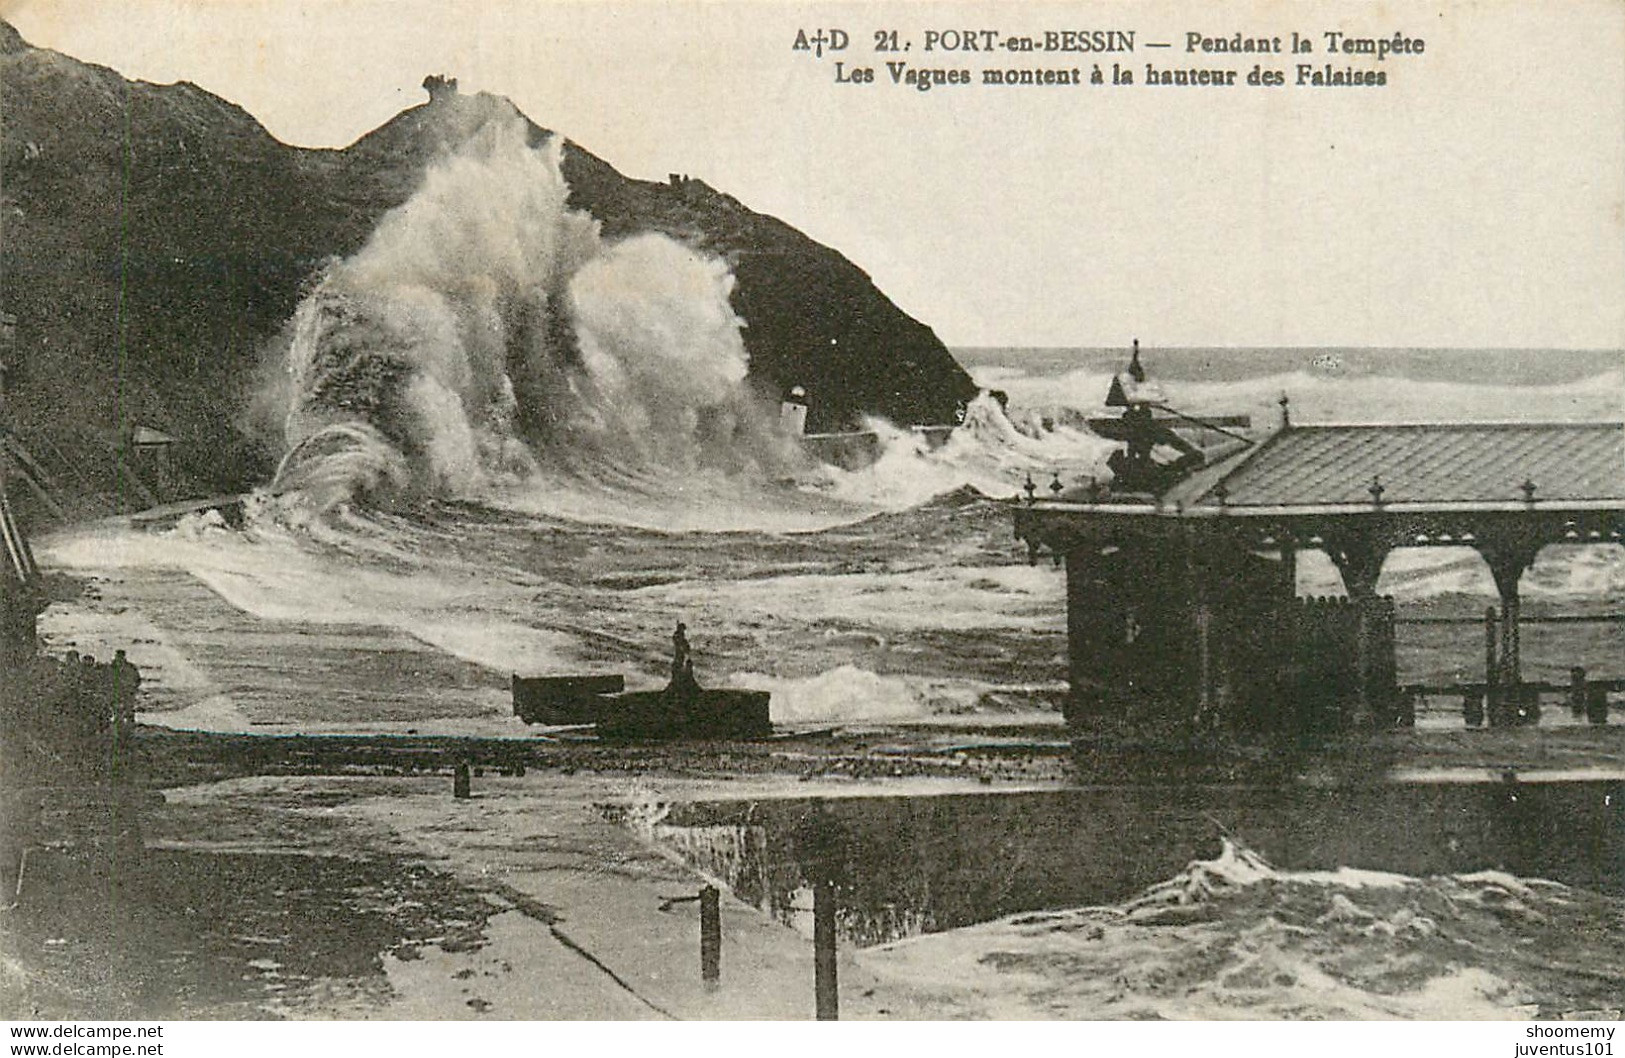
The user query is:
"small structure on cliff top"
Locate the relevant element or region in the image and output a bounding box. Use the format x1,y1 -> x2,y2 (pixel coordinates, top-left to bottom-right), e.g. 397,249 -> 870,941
129,425 -> 178,501
1014,342 -> 1625,738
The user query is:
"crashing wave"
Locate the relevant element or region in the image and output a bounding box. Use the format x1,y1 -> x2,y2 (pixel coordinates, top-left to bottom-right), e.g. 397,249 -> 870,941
261,120 -> 798,518
861,837 -> 1623,1020
983,363 -> 1625,429
806,391 -> 1117,510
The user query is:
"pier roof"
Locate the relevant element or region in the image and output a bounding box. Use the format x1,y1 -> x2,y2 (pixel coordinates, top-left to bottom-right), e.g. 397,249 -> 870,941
1187,422 -> 1624,511
1018,420 -> 1625,557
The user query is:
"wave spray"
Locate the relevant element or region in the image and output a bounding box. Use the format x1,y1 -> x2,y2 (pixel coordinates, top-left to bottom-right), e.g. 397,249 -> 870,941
266,119 -> 797,516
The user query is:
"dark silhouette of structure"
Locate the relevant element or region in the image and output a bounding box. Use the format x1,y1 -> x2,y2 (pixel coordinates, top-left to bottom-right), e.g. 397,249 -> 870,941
668,620 -> 701,702
1014,343 -> 1625,740
422,74 -> 458,99
510,623 -> 770,740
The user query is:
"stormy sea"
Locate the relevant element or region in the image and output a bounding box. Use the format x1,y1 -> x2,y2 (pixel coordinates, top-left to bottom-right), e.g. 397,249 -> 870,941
29,121 -> 1625,1019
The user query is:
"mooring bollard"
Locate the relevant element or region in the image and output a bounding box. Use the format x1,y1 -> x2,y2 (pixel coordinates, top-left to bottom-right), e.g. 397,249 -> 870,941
453,759 -> 471,799
813,875 -> 838,1020
700,885 -> 721,988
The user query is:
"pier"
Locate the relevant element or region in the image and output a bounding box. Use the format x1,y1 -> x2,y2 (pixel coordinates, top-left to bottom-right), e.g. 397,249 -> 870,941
1014,348 -> 1625,737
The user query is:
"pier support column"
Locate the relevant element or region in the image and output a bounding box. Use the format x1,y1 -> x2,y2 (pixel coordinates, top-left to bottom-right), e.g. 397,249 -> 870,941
699,885 -> 721,989
1477,536 -> 1541,726
1325,533 -> 1393,729
1183,525 -> 1214,722
1061,538 -> 1131,727
1194,605 -> 1213,718
1279,541 -> 1299,598
813,876 -> 838,1020
804,798 -> 840,1020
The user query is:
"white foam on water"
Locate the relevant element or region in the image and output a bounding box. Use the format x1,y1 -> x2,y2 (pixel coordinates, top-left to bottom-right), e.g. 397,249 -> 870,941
859,837 -> 1606,1019
639,562 -> 1063,634
39,514 -> 591,681
807,392 -> 1118,510
980,363 -> 1624,428
725,665 -> 984,723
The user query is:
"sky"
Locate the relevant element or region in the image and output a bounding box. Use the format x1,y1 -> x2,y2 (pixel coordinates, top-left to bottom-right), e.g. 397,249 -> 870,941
5,0 -> 1624,350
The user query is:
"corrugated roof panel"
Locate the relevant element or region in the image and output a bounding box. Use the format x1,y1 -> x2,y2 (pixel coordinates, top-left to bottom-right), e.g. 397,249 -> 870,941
1197,423 -> 1625,507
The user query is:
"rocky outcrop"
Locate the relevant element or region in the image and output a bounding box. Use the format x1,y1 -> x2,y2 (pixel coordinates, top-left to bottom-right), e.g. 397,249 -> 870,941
0,24 -> 976,513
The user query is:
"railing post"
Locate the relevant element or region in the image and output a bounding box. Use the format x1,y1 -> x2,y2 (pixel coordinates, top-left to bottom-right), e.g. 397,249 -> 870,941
1463,686 -> 1485,729
700,885 -> 721,988
1586,682 -> 1610,726
813,875 -> 838,1020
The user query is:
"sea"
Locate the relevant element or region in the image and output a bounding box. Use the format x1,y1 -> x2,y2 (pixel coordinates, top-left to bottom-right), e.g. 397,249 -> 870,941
27,120 -> 1625,1018
35,119 -> 1624,726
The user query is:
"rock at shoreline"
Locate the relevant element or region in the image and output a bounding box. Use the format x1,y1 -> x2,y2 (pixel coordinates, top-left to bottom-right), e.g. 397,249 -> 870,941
0,21 -> 977,513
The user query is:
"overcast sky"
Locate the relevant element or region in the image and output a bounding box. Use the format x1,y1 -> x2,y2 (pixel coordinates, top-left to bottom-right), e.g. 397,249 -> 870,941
7,0 -> 1623,349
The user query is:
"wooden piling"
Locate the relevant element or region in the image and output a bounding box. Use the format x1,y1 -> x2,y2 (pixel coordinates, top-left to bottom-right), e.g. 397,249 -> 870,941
1352,600 -> 1372,727
1463,686 -> 1485,729
700,885 -> 721,987
1586,685 -> 1609,726
813,876 -> 838,1020
1502,592 -> 1522,691
1569,668 -> 1588,718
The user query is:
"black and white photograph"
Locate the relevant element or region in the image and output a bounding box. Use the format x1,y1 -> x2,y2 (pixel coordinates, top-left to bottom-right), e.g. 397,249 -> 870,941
0,0 -> 1621,1037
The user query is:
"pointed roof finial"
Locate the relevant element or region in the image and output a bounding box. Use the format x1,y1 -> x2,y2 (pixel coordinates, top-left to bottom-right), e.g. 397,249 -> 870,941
1368,474 -> 1386,506
1127,338 -> 1145,383
1278,392 -> 1292,430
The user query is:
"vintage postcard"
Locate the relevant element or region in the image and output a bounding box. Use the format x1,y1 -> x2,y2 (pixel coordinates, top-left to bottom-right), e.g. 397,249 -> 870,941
0,0 -> 1621,1041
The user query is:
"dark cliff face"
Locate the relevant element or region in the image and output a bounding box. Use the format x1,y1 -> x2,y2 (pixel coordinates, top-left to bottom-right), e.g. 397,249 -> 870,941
0,24 -> 977,513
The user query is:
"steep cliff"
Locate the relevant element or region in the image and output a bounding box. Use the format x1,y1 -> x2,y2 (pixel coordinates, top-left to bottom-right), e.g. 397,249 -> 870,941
0,22 -> 976,514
